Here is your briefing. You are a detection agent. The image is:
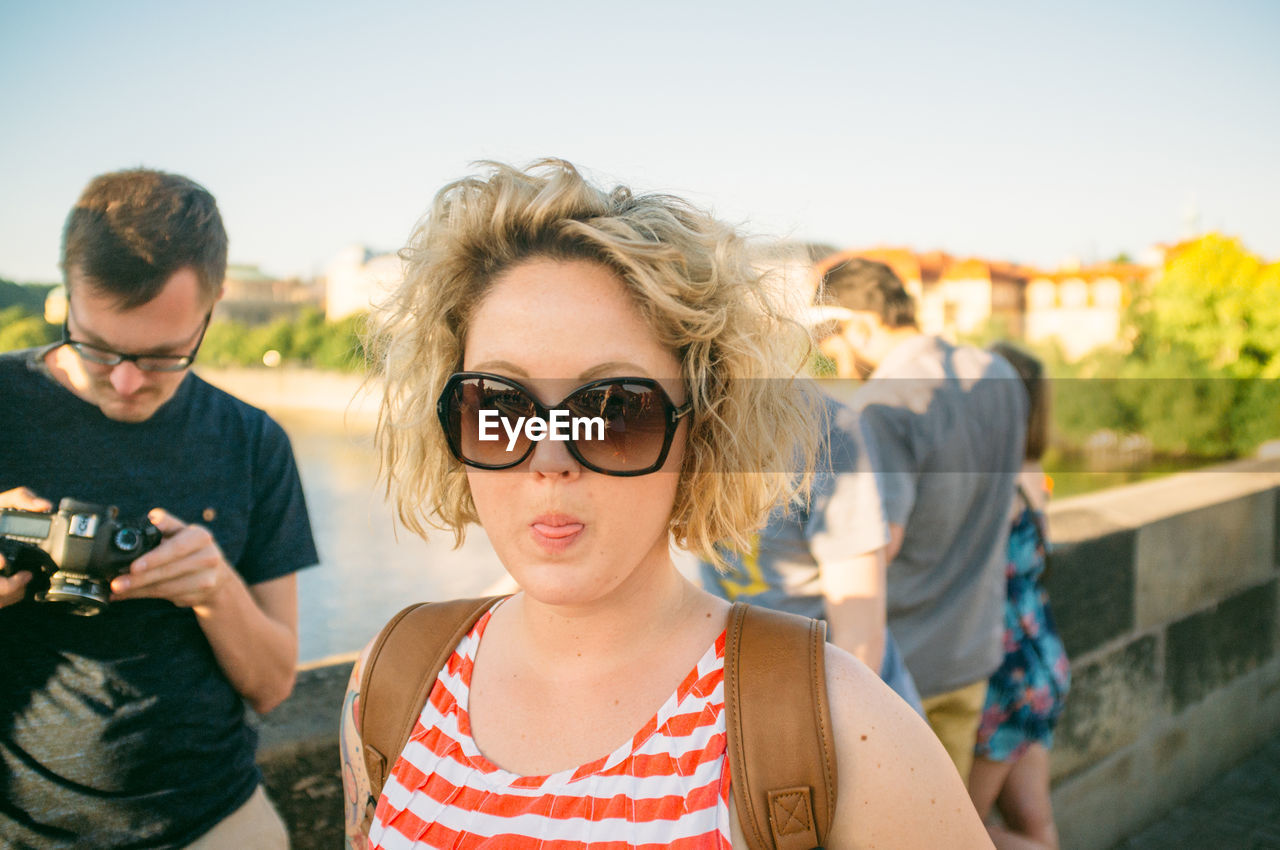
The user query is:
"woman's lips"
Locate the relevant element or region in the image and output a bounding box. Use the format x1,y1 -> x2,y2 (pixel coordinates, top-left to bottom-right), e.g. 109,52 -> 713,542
530,515 -> 584,551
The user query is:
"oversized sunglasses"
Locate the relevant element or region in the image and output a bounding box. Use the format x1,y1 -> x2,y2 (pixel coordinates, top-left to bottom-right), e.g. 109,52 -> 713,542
436,372 -> 692,476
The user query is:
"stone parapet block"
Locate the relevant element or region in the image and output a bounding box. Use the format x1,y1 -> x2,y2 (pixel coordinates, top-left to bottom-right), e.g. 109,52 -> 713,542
256,656 -> 354,850
257,655 -> 356,754
1049,458 -> 1280,541
1136,489 -> 1276,631
1051,635 -> 1161,780
1165,579 -> 1278,712
1046,457 -> 1280,648
1045,528 -> 1136,657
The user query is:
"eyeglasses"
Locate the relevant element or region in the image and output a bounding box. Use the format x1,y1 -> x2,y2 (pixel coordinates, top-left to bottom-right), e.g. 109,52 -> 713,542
436,372 -> 693,476
62,311 -> 212,373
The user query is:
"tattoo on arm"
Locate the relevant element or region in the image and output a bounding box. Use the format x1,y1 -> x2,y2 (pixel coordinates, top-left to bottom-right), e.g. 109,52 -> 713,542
341,653 -> 372,850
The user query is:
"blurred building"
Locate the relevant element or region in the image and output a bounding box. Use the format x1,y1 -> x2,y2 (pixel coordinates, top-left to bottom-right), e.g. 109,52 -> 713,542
323,245 -> 402,320
1023,262 -> 1139,360
216,264 -> 323,325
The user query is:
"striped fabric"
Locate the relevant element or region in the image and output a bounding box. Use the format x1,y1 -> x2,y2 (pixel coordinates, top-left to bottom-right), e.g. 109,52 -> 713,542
369,606 -> 732,850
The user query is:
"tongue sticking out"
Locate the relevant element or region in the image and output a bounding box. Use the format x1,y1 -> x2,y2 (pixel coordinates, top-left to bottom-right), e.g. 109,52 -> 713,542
532,522 -> 583,539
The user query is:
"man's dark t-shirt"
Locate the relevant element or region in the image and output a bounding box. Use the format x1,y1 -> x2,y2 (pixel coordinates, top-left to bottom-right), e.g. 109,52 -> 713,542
0,347 -> 318,848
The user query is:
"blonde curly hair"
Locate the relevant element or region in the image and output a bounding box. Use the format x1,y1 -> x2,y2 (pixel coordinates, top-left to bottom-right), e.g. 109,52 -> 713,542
369,159 -> 821,569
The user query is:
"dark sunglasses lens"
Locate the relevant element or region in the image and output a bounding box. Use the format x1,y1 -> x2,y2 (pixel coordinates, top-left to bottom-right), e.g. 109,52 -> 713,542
448,377 -> 537,467
567,383 -> 670,473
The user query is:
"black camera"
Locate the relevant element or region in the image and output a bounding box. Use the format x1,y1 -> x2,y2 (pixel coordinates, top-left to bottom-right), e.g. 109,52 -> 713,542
0,498 -> 162,616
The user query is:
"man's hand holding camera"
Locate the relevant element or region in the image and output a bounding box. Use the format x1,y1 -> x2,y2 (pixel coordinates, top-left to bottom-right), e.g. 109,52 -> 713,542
0,492 -> 232,613
0,487 -> 53,608
0,568 -> 29,608
110,509 -> 237,612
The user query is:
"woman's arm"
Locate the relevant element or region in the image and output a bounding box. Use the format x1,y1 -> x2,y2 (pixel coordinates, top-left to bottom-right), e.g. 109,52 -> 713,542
823,645 -> 994,849
340,642 -> 375,850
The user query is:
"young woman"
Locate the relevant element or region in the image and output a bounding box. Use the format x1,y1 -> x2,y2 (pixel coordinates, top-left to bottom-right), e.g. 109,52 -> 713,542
969,343 -> 1072,850
340,160 -> 991,849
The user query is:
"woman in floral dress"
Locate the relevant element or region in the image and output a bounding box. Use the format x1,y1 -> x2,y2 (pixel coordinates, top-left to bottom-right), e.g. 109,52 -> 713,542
970,342 -> 1071,850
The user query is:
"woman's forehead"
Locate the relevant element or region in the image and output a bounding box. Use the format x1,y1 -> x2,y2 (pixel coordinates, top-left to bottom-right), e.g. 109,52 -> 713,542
463,258 -> 680,379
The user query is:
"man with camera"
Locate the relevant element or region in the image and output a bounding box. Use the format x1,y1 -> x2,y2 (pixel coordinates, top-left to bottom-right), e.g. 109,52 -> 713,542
0,169 -> 317,847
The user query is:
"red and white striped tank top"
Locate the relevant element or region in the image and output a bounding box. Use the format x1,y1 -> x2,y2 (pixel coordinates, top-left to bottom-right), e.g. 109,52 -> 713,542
369,606 -> 732,850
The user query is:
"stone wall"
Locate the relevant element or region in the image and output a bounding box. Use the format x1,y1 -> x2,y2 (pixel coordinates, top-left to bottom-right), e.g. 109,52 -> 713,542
257,656 -> 353,849
254,457 -> 1280,849
1044,457 -> 1280,849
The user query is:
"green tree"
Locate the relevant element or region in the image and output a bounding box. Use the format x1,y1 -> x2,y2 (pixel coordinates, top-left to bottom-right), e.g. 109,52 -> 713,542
200,319 -> 255,366
312,312 -> 368,371
1113,234 -> 1280,456
1142,235 -> 1268,375
0,280 -> 56,314
0,306 -> 58,352
197,309 -> 370,372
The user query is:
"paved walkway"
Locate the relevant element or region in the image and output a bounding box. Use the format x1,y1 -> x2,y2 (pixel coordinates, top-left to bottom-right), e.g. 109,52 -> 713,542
1112,729 -> 1280,849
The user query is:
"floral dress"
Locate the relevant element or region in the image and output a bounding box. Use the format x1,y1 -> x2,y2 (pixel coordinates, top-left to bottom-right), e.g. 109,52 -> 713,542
974,490 -> 1071,762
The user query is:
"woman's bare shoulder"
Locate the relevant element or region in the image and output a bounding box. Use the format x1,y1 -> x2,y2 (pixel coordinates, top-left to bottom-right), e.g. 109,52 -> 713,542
821,645 -> 993,849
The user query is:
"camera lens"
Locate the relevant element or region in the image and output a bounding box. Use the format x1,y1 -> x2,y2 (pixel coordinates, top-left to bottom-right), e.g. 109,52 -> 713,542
45,573 -> 110,615
113,528 -> 142,552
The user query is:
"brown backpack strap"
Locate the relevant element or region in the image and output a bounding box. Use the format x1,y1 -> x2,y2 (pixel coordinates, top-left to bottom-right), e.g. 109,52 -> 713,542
725,601 -> 838,850
357,595 -> 502,835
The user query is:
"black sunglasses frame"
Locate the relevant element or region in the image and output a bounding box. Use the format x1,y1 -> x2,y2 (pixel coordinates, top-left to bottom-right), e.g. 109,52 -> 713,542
62,310 -> 213,373
436,371 -> 693,476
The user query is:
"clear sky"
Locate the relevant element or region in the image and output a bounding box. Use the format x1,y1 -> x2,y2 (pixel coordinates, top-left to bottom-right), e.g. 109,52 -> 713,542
2,0 -> 1277,282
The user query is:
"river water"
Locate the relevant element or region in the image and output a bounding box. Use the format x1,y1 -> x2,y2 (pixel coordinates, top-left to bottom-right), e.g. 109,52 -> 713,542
275,411 -> 513,663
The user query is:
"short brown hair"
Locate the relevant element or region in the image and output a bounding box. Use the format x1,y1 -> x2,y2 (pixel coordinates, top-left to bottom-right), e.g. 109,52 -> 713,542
61,169 -> 228,308
817,257 -> 917,328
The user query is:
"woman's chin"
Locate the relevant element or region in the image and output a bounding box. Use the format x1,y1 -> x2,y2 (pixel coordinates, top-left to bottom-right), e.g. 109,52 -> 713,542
505,563 -> 620,610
